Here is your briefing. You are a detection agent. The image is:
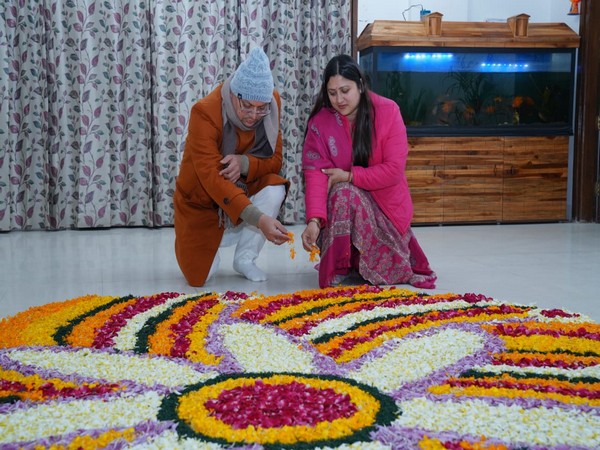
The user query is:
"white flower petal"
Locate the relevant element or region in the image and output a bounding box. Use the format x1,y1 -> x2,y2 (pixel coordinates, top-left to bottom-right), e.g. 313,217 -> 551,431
0,392 -> 161,444
476,363 -> 600,379
221,322 -> 314,373
7,348 -> 217,387
349,329 -> 484,391
395,397 -> 600,448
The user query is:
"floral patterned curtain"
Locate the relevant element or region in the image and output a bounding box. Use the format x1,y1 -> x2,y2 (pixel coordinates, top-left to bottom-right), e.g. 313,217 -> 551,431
0,0 -> 351,231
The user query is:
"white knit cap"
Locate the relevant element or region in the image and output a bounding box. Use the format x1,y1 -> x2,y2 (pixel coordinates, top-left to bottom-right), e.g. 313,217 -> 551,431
230,47 -> 274,103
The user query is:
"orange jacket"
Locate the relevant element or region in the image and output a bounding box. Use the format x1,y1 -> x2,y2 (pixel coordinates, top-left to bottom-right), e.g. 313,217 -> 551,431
174,84 -> 288,286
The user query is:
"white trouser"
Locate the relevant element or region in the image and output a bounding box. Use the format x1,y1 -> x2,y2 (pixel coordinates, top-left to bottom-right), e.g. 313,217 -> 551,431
209,185 -> 286,276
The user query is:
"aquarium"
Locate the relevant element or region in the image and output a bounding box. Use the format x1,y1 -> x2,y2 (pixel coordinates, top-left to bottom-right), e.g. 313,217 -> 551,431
359,47 -> 576,136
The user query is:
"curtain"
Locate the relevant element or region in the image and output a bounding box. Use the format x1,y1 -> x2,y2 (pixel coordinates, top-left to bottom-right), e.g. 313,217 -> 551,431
0,0 -> 351,231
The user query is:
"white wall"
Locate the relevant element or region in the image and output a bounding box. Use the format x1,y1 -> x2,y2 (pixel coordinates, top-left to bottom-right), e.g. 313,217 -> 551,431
358,0 -> 581,36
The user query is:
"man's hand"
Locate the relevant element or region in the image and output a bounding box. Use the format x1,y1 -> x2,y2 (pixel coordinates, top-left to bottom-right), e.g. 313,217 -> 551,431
219,155 -> 243,183
257,215 -> 291,245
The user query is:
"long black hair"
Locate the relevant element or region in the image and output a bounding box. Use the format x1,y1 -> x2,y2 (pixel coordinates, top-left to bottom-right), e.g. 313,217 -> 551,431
307,54 -> 374,167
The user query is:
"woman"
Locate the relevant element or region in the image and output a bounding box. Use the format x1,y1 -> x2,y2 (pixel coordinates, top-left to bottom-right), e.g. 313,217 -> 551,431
300,54 -> 436,289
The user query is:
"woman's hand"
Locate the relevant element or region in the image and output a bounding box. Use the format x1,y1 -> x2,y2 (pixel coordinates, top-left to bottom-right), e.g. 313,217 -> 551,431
301,220 -> 321,252
257,215 -> 291,245
219,155 -> 242,183
321,168 -> 351,191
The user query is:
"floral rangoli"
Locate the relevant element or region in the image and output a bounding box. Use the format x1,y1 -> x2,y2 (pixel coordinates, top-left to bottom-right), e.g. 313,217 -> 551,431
0,285 -> 598,449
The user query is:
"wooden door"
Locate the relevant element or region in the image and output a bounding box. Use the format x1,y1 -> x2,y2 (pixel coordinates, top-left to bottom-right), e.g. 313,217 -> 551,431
408,137 -> 503,224
573,0 -> 600,222
441,138 -> 504,223
407,139 -> 444,223
503,136 -> 569,222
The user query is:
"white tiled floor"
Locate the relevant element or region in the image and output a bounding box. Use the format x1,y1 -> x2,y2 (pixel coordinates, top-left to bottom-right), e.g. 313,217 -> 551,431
1,223 -> 599,321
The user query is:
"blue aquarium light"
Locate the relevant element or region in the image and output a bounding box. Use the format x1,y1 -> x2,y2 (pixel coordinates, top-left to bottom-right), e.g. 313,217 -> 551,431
377,51 -> 566,73
480,62 -> 530,72
403,53 -> 454,60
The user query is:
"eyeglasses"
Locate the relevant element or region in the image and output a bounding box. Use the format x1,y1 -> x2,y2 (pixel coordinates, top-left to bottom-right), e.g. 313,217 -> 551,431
237,95 -> 270,117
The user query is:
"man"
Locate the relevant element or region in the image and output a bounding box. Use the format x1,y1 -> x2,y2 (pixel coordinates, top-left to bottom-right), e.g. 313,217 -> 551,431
174,47 -> 290,287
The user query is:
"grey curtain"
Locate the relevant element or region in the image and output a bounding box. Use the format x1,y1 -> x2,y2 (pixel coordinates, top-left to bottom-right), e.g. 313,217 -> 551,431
0,0 -> 352,230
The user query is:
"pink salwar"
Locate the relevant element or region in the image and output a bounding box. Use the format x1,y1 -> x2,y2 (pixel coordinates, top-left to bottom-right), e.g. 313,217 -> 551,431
317,182 -> 437,289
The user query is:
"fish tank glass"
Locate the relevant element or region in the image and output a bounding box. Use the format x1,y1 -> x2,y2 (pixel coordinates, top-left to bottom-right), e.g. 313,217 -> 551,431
359,47 -> 576,136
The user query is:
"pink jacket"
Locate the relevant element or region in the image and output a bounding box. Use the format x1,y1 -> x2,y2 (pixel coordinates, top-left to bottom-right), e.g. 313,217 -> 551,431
302,92 -> 413,234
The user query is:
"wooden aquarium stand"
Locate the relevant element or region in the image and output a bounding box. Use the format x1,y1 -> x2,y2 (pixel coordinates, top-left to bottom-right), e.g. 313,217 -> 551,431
407,135 -> 569,224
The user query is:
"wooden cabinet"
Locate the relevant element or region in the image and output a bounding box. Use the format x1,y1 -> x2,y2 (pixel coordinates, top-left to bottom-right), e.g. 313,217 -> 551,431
407,136 -> 569,224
